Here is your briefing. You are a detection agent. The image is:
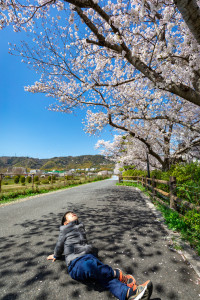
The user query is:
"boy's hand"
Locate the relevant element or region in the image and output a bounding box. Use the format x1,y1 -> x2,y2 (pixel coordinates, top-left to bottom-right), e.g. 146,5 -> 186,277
47,254 -> 56,261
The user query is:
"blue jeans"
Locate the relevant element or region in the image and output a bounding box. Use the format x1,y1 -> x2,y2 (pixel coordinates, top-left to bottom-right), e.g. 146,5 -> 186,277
68,254 -> 129,300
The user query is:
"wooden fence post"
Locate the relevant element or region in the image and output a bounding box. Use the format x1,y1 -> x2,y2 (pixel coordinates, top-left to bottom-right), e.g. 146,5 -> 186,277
169,176 -> 177,209
118,175 -> 122,183
32,174 -> 34,190
145,176 -> 148,190
141,176 -> 143,187
152,176 -> 156,199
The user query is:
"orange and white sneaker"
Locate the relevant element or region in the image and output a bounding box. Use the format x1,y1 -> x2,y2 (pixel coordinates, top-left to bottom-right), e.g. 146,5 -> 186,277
114,268 -> 136,288
128,280 -> 153,300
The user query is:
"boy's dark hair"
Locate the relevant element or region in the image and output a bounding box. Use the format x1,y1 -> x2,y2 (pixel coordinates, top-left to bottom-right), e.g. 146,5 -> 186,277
61,211 -> 73,225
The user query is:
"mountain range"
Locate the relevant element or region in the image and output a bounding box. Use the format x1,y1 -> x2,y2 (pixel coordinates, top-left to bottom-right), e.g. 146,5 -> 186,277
0,155 -> 114,172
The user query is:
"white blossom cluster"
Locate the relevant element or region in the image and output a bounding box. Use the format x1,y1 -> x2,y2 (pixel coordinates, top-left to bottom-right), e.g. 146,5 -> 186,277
95,118 -> 200,171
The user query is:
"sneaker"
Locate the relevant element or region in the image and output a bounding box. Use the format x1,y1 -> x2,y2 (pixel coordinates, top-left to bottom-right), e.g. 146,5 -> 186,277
128,280 -> 153,300
114,268 -> 136,288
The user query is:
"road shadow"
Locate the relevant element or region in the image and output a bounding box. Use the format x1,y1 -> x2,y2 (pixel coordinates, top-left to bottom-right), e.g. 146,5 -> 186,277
0,185 -> 199,299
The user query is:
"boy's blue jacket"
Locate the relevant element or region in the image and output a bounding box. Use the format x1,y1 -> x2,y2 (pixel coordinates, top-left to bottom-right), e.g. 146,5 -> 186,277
54,220 -> 94,266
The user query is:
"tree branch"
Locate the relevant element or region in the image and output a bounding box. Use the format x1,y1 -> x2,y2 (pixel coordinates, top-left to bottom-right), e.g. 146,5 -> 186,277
63,0 -> 91,8
108,113 -> 164,166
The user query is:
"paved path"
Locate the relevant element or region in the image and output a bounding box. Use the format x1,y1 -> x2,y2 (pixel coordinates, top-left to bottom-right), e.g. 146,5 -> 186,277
0,179 -> 200,300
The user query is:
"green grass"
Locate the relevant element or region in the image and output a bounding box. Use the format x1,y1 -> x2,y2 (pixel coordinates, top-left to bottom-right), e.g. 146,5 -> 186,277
117,181 -> 149,196
153,202 -> 200,255
117,181 -> 200,256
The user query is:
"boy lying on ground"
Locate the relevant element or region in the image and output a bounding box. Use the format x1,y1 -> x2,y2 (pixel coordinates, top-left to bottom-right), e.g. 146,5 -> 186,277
47,211 -> 153,300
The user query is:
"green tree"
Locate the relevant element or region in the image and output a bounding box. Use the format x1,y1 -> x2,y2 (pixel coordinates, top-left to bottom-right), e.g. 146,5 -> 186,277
14,176 -> 20,184
20,176 -> 25,184
27,176 -> 32,183
34,175 -> 39,182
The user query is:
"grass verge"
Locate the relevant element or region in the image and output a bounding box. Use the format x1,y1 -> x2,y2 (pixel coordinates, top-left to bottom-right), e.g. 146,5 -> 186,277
117,182 -> 200,256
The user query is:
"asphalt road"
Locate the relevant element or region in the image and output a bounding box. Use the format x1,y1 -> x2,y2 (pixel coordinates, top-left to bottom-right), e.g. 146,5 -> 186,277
0,179 -> 200,300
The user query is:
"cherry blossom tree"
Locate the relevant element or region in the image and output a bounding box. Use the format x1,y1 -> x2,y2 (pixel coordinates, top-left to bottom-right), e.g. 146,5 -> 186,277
0,0 -> 200,107
96,119 -> 200,172
96,134 -> 160,171
1,0 -> 200,170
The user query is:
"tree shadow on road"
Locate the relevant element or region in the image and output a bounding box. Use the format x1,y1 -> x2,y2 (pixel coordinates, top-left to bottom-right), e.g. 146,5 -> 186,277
0,185 -> 199,299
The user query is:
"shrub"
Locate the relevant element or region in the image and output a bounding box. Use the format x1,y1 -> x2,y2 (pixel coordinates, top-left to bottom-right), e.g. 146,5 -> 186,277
27,176 -> 32,183
184,210 -> 200,242
14,176 -> 20,184
41,179 -> 49,184
170,162 -> 200,184
176,181 -> 200,203
151,169 -> 165,179
123,165 -> 136,170
48,176 -> 51,181
123,169 -> 147,177
151,163 -> 200,201
150,162 -> 200,184
150,169 -> 170,193
34,175 -> 39,182
20,176 -> 25,184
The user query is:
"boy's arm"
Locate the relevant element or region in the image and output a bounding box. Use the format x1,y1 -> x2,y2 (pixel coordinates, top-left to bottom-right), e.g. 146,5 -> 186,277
47,229 -> 65,261
53,230 -> 65,258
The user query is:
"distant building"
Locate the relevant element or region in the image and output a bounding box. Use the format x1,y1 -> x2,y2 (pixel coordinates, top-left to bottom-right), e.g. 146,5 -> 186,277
29,169 -> 44,175
87,172 -> 97,176
65,170 -> 74,176
7,167 -> 27,175
97,170 -> 108,176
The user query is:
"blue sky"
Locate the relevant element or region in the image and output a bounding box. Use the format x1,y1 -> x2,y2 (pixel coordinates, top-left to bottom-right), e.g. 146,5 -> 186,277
0,26 -> 114,159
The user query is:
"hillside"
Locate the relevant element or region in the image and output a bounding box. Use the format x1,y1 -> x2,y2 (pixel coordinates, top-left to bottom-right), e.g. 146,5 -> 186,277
0,155 -> 114,172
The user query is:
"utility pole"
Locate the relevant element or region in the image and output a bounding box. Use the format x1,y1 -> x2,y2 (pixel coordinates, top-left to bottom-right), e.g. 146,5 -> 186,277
147,152 -> 150,179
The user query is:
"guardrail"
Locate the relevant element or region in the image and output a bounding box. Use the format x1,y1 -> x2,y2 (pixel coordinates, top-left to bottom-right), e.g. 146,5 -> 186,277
118,175 -> 200,215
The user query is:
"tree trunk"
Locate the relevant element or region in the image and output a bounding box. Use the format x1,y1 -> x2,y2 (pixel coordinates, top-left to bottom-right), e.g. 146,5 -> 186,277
174,0 -> 200,45
162,158 -> 170,171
